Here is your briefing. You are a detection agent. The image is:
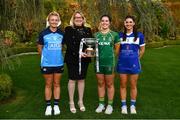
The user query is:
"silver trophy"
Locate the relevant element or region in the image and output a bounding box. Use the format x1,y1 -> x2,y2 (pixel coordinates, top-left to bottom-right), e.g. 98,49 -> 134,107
79,38 -> 99,74
83,38 -> 97,57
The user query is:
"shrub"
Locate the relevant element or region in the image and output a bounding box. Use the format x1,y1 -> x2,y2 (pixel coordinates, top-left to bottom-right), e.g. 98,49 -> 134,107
153,35 -> 164,42
1,30 -> 19,47
15,42 -> 36,47
0,74 -> 13,100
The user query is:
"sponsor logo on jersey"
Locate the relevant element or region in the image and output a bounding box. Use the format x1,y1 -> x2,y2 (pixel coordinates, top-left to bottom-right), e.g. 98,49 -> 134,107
48,43 -> 61,50
98,42 -> 110,46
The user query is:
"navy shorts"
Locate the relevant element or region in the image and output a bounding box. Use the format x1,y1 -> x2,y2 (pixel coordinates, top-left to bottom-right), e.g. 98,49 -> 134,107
41,66 -> 64,74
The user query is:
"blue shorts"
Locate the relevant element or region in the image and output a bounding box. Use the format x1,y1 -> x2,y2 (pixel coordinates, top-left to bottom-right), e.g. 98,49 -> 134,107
41,66 -> 64,74
116,62 -> 141,74
117,53 -> 142,74
117,68 -> 141,74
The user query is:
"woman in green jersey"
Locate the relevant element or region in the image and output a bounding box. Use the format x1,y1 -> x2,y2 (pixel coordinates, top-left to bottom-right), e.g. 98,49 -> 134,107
94,15 -> 120,115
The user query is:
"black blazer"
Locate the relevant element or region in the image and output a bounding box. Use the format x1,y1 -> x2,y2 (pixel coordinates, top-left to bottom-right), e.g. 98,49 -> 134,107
63,26 -> 92,64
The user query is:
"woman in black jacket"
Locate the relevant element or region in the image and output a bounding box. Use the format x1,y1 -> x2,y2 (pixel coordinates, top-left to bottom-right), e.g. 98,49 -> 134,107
63,11 -> 92,113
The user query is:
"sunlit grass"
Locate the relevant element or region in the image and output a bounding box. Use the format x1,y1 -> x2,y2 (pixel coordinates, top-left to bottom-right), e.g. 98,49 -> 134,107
0,45 -> 180,119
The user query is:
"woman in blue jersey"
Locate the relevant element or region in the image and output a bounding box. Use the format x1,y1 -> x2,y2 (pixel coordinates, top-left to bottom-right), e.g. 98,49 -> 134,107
117,15 -> 145,114
37,11 -> 64,116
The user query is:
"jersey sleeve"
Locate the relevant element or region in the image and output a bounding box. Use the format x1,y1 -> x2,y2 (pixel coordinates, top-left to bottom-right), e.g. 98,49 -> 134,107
119,32 -> 124,39
58,30 -> 65,45
37,32 -> 44,45
114,32 -> 120,44
139,32 -> 145,46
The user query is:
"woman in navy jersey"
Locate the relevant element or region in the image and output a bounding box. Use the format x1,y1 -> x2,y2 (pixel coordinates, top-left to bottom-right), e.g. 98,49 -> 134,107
37,11 -> 63,116
117,15 -> 145,114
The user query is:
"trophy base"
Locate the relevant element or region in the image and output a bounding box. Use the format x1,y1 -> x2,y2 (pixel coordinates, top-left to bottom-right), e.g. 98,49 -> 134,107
85,49 -> 95,57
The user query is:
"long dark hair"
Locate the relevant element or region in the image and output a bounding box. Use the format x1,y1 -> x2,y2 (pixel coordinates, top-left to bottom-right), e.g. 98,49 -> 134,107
123,15 -> 138,42
100,14 -> 112,22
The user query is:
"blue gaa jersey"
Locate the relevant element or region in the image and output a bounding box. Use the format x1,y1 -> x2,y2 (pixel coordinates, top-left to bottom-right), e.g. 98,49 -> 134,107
38,27 -> 64,67
117,32 -> 145,74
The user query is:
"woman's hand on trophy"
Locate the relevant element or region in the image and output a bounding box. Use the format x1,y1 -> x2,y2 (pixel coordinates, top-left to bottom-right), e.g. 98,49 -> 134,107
81,52 -> 88,58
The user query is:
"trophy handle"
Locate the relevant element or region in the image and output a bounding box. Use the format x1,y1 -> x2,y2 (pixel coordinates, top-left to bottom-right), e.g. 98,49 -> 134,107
81,38 -> 85,42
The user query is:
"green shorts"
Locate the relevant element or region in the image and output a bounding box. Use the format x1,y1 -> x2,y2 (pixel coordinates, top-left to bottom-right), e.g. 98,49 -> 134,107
96,66 -> 114,75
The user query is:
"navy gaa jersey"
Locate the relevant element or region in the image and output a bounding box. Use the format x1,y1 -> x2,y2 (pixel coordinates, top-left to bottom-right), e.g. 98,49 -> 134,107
117,32 -> 145,74
38,27 -> 64,67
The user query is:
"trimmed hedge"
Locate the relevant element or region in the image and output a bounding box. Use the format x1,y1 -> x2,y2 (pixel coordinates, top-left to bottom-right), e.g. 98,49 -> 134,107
163,40 -> 180,45
146,42 -> 164,48
0,74 -> 13,100
146,40 -> 180,48
5,40 -> 180,57
11,47 -> 37,54
7,47 -> 37,56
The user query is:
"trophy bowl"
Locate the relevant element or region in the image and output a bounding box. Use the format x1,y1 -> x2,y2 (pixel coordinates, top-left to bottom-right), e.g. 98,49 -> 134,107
83,38 -> 96,57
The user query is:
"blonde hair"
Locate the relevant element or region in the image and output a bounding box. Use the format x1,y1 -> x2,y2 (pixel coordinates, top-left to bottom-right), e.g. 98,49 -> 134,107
46,11 -> 61,27
69,10 -> 88,27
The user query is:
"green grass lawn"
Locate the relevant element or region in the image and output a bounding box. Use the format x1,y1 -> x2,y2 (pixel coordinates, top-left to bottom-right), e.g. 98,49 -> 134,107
0,45 -> 180,119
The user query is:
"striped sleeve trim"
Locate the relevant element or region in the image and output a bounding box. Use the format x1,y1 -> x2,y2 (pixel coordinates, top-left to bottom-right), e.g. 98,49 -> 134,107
140,43 -> 145,46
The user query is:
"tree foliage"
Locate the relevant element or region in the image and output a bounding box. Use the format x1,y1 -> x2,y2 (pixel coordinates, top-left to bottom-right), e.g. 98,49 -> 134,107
0,0 -> 44,42
0,0 -> 177,43
77,0 -> 176,41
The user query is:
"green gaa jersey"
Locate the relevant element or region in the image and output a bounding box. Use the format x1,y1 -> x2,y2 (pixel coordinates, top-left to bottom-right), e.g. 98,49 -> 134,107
94,30 -> 120,67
